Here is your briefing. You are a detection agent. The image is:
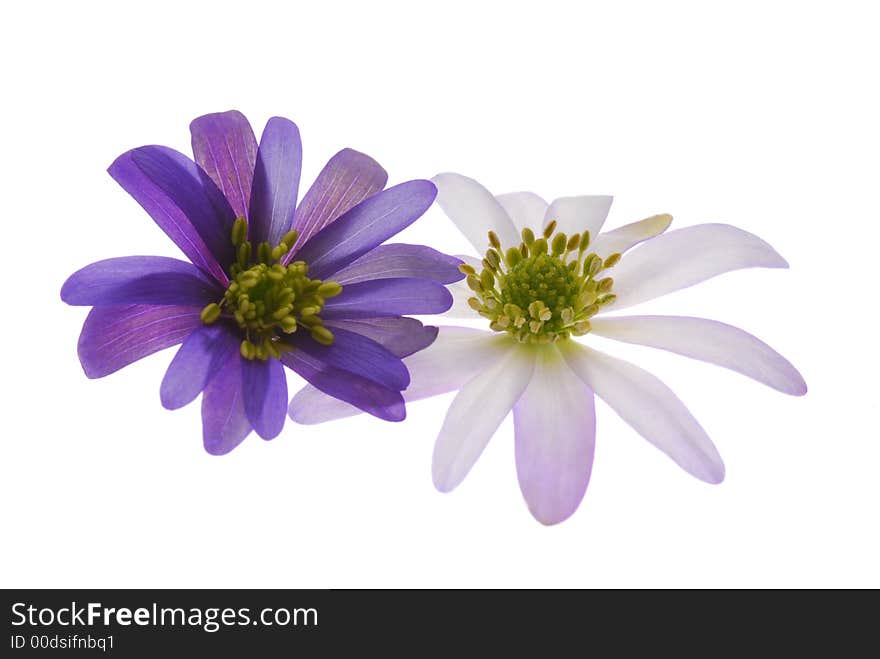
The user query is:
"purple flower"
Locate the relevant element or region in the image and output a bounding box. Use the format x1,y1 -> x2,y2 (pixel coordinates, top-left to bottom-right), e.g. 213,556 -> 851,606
62,111 -> 463,455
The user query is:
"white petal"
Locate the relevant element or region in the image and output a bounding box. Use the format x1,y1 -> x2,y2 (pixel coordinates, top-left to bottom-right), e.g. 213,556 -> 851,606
544,195 -> 613,239
432,344 -> 536,492
495,192 -> 548,233
444,254 -> 482,317
445,280 -> 478,317
609,224 -> 788,310
590,214 -> 672,258
287,328 -> 507,424
431,173 -> 520,253
287,383 -> 361,424
514,345 -> 596,525
559,341 -> 724,484
404,328 -> 512,402
590,315 -> 807,395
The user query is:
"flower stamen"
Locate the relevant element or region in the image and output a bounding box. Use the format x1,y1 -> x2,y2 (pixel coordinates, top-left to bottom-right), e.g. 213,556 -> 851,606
464,223 -> 620,344
201,218 -> 343,359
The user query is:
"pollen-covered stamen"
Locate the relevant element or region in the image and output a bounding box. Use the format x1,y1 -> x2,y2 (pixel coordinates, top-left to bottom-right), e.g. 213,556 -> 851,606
464,223 -> 620,344
200,218 -> 343,360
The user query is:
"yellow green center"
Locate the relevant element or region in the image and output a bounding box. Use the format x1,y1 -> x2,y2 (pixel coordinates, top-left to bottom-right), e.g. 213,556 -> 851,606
200,218 -> 342,360
464,221 -> 619,344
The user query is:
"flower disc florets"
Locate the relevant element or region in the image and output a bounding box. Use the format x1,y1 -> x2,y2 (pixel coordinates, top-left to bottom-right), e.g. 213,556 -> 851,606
200,217 -> 342,360
463,221 -> 620,344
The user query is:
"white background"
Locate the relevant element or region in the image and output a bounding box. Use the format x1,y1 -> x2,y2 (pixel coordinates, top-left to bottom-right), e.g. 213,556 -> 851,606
2,1 -> 877,588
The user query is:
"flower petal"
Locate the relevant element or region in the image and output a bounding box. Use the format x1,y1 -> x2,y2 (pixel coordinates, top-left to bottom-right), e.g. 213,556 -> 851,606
431,173 -> 520,253
330,244 -> 464,285
293,180 -> 436,280
590,315 -> 807,395
287,327 -> 505,425
283,351 -> 405,422
160,323 -> 241,410
77,304 -> 202,378
495,192 -> 548,232
560,341 -> 724,483
202,352 -> 251,455
432,344 -> 536,492
323,317 -> 438,358
514,345 -> 596,525
241,357 -> 288,440
545,195 -> 613,239
247,116 -> 302,246
61,256 -> 222,307
589,214 -> 672,258
190,110 -> 257,221
290,148 -> 388,253
291,327 -> 409,390
443,254 -> 482,318
108,146 -> 236,284
321,278 -> 452,319
610,224 -> 789,310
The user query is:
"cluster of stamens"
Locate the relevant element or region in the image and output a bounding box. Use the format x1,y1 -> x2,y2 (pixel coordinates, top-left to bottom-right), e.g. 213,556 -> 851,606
200,218 -> 343,360
463,221 -> 620,344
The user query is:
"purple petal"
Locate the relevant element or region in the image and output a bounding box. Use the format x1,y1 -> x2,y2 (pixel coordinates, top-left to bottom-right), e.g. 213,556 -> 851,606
241,358 -> 288,440
190,110 -> 258,221
330,244 -> 464,285
514,346 -> 596,525
109,146 -> 236,284
77,304 -> 202,378
324,317 -> 438,358
321,278 -> 452,319
202,352 -> 251,455
248,117 -> 302,246
293,180 -> 437,280
160,323 -> 241,410
283,351 -> 405,422
291,327 -> 409,390
61,256 -> 222,307
289,148 -> 387,254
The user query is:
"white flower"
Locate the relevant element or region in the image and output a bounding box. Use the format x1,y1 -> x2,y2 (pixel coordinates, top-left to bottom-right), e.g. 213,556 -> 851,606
289,173 -> 806,525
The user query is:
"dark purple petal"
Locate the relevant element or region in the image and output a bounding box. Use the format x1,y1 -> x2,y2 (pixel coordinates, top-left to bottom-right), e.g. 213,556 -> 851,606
241,358 -> 288,440
202,352 -> 251,455
77,304 -> 202,378
190,111 -> 258,221
160,323 -> 241,410
321,278 -> 453,319
291,327 -> 409,390
282,351 -> 405,422
325,317 -> 438,358
330,244 -> 464,285
288,148 -> 387,255
109,146 -> 236,284
248,117 -> 302,247
61,256 -> 222,307
294,180 -> 436,279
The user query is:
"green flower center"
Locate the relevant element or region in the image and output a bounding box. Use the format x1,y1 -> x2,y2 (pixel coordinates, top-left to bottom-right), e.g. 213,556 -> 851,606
463,221 -> 619,344
200,218 -> 342,360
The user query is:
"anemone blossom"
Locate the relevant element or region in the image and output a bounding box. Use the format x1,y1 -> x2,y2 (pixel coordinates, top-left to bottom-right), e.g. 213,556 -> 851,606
289,173 -> 806,524
62,111 -> 462,454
